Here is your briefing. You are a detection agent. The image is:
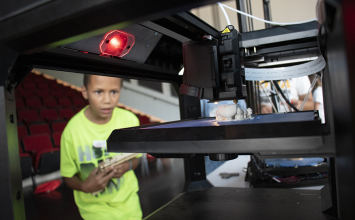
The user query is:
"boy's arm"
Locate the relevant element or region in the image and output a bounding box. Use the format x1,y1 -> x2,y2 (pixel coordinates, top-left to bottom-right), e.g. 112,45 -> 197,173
112,158 -> 139,178
64,167 -> 116,193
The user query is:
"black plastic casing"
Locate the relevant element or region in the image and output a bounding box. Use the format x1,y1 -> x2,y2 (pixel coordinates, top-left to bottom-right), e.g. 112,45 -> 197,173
180,25 -> 246,101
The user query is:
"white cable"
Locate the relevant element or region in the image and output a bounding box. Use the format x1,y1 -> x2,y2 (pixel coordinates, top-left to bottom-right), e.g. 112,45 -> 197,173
218,3 -> 316,26
218,2 -> 231,25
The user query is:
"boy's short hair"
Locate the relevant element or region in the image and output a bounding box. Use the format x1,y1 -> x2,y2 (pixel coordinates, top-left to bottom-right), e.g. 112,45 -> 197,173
83,74 -> 123,88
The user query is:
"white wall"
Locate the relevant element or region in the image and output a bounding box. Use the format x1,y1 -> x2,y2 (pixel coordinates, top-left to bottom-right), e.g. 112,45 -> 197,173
120,80 -> 180,121
191,0 -> 318,32
36,68 -> 84,88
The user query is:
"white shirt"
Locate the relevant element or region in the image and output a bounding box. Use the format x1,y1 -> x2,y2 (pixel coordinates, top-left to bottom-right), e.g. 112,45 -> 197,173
313,86 -> 325,123
259,76 -> 311,112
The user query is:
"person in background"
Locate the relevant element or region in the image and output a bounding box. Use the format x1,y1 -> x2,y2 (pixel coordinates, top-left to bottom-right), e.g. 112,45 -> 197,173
309,74 -> 325,123
259,76 -> 314,113
60,74 -> 142,220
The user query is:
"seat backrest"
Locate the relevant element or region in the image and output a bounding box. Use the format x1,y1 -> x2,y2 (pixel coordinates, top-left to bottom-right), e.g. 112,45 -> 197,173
51,83 -> 63,90
35,148 -> 60,174
72,98 -> 86,107
37,83 -> 49,90
59,108 -> 74,120
36,90 -> 51,98
18,110 -> 40,123
20,154 -> 33,179
25,98 -> 42,109
23,134 -> 53,153
19,90 -> 35,98
52,121 -> 68,133
17,125 -> 28,141
52,132 -> 62,148
40,109 -> 59,121
16,99 -> 25,109
58,98 -> 72,107
29,123 -> 51,136
138,116 -> 150,125
23,83 -> 37,90
65,90 -> 78,98
51,91 -> 64,98
34,77 -> 46,84
43,98 -> 58,108
74,107 -> 84,113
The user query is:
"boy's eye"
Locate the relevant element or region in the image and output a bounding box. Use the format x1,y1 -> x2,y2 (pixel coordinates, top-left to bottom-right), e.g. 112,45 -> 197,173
111,91 -> 118,95
95,91 -> 102,94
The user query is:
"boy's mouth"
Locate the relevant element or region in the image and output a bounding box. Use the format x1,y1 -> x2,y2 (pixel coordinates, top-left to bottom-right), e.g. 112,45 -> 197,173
101,108 -> 112,114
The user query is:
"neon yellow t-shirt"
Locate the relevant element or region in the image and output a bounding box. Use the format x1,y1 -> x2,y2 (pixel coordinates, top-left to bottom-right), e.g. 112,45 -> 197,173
60,106 -> 142,220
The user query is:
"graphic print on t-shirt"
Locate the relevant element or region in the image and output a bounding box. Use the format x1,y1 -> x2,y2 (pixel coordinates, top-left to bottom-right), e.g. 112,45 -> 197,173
77,143 -> 122,196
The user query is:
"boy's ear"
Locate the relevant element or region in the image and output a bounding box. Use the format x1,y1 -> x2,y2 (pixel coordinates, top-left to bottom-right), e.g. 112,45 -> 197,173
82,86 -> 88,100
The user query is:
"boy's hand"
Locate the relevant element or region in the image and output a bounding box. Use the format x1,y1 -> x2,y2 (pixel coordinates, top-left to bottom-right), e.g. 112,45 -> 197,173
81,167 -> 116,193
112,161 -> 130,178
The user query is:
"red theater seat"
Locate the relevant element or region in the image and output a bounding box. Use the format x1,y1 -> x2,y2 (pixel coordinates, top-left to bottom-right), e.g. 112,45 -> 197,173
72,98 -> 86,108
18,110 -> 40,124
40,109 -> 60,122
48,79 -> 58,85
58,108 -> 74,120
138,116 -> 150,125
23,83 -> 37,90
19,90 -> 35,99
65,90 -> 79,98
58,98 -> 72,107
51,83 -> 64,90
25,98 -> 43,109
52,132 -> 62,148
23,134 -> 53,155
63,86 -> 73,92
52,121 -> 67,133
34,77 -> 46,84
16,99 -> 25,109
17,125 -> 28,141
29,123 -> 51,136
23,134 -> 55,169
37,84 -> 49,91
74,107 -> 85,113
35,148 -> 60,174
51,91 -> 64,99
36,90 -> 51,99
43,97 -> 58,108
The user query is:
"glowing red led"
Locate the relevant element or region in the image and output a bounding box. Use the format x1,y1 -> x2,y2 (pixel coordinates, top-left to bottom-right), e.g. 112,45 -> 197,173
110,37 -> 120,47
100,30 -> 135,57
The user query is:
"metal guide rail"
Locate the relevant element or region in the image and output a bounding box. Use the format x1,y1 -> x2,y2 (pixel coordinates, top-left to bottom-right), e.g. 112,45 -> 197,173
107,111 -> 325,154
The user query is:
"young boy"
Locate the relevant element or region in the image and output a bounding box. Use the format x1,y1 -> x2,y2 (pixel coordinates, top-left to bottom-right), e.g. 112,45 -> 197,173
60,74 -> 142,220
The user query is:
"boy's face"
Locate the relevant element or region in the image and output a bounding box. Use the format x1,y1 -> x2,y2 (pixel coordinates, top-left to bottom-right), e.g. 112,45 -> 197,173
82,75 -> 121,120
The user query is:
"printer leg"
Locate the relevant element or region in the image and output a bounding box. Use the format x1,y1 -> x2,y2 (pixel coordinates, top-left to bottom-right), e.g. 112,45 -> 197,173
0,44 -> 25,220
178,94 -> 212,192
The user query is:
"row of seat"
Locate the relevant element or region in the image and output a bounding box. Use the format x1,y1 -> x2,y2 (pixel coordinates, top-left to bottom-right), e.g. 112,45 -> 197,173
16,97 -> 86,110
17,89 -> 82,99
19,82 -> 70,90
18,108 -> 79,124
18,121 -> 67,138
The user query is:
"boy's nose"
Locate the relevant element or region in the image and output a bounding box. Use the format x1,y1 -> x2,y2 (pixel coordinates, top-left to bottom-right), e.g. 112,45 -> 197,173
103,93 -> 111,103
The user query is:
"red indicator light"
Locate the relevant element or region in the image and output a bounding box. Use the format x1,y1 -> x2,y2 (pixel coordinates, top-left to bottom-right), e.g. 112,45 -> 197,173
100,30 -> 135,57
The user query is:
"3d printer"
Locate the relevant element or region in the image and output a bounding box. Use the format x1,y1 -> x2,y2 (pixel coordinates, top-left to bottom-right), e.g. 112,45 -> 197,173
0,0 -> 353,219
